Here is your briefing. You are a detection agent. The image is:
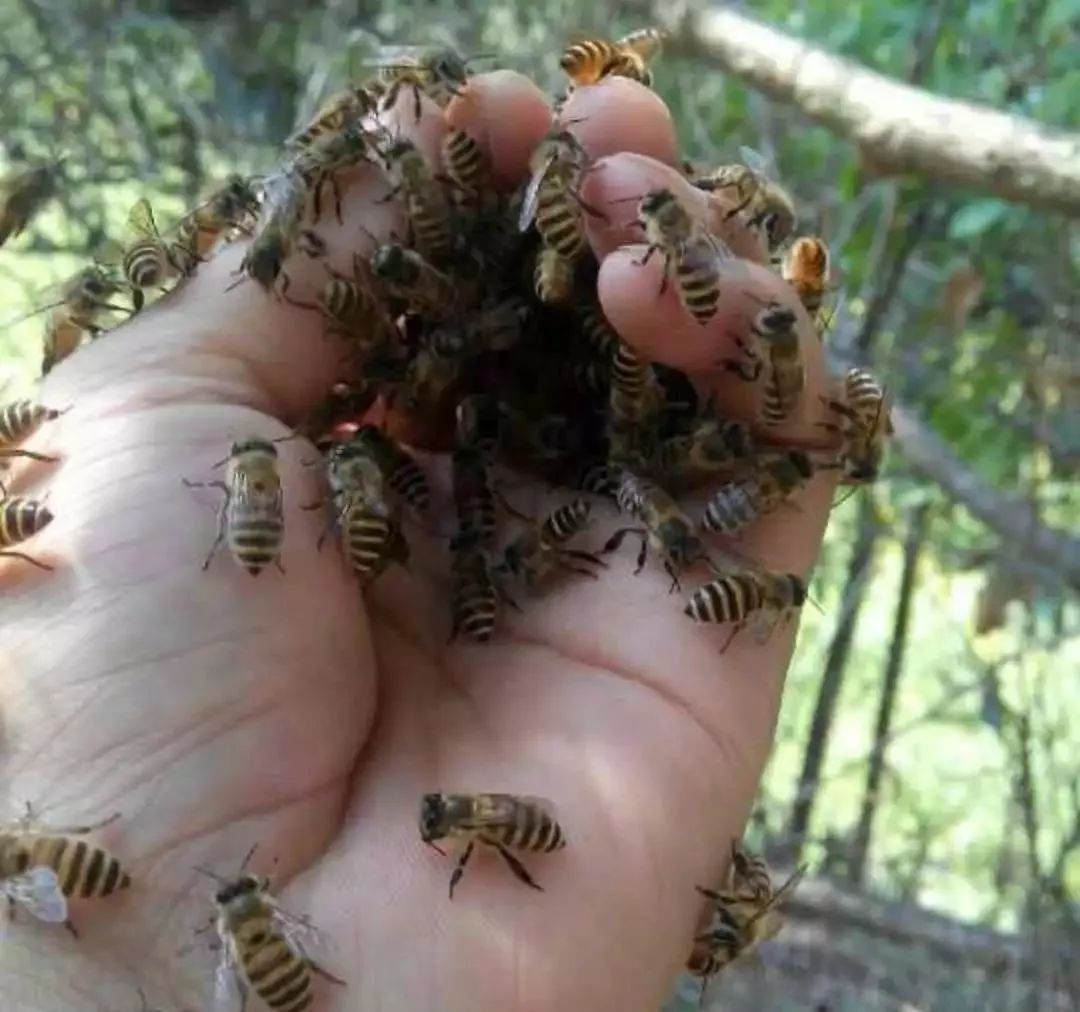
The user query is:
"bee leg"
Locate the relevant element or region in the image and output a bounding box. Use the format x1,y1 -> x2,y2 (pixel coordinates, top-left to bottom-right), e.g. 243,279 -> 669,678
63,917 -> 79,939
601,526 -> 641,556
0,550 -> 54,571
309,960 -> 347,987
412,85 -> 423,124
131,289 -> 145,314
273,556 -> 286,575
664,562 -> 682,594
0,448 -> 59,464
200,491 -> 232,572
43,811 -> 121,836
722,192 -> 753,222
448,840 -> 475,899
493,844 -> 543,892
722,358 -> 761,382
560,548 -> 608,568
330,175 -> 345,225
718,621 -> 745,655
633,243 -> 658,269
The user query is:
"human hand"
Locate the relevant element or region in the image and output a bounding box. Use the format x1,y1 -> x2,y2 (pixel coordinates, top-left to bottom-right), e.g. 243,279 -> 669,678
0,70 -> 834,1012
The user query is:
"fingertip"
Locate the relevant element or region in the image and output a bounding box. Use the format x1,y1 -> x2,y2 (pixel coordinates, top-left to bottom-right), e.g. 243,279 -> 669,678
560,78 -> 678,167
446,70 -> 554,189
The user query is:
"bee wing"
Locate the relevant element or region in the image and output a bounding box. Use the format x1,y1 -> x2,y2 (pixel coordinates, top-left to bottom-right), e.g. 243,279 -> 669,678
127,197 -> 161,240
737,145 -> 774,179
1,866 -> 69,923
212,939 -> 245,1012
270,904 -> 336,965
618,27 -> 664,60
471,793 -> 558,828
517,155 -> 554,233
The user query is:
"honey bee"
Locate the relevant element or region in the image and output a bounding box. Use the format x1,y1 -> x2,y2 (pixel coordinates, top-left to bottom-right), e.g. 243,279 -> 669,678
441,128 -> 491,199
374,47 -> 473,122
0,806 -> 130,936
604,469 -> 713,591
183,438 -> 285,576
824,367 -> 894,483
533,244 -> 576,305
700,449 -> 813,535
690,852 -> 803,998
0,159 -> 63,248
576,300 -> 619,359
381,138 -> 453,262
286,85 -> 379,150
0,400 -> 63,476
283,252 -> 390,347
655,417 -> 752,488
176,174 -> 260,260
41,264 -> 126,374
609,340 -> 662,427
323,439 -> 407,583
290,123 -> 378,223
452,445 -> 497,546
782,236 -> 829,321
498,498 -> 606,593
518,130 -> 598,261
353,425 -> 431,513
370,241 -> 456,318
726,301 -> 803,425
559,28 -> 664,87
684,569 -> 807,649
122,198 -> 192,312
0,496 -> 55,570
204,848 -> 345,1012
419,792 -> 566,898
233,172 -> 310,293
448,532 -> 501,642
692,147 -> 797,251
633,188 -> 729,324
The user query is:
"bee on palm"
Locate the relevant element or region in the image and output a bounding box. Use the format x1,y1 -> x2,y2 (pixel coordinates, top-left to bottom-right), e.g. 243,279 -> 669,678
684,569 -> 807,651
497,498 -> 606,594
370,240 -> 457,319
631,187 -> 730,324
183,438 -> 286,576
316,438 -> 408,585
289,122 -> 380,223
286,84 -> 379,150
121,198 -> 195,312
560,28 -> 665,88
604,468 -> 716,592
700,449 -> 813,535
0,157 -> 64,248
690,146 -> 797,252
724,300 -> 804,426
353,425 -> 431,514
0,400 -> 63,487
0,806 -> 131,937
419,792 -> 567,898
654,415 -> 752,491
200,847 -> 345,1012
782,236 -> 830,329
689,844 -> 804,1002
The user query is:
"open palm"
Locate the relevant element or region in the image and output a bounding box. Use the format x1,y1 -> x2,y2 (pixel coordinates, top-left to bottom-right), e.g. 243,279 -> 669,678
0,73 -> 834,1012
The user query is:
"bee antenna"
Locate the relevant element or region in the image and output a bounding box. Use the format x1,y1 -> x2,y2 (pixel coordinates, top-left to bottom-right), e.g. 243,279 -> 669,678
193,865 -> 227,884
807,592 -> 825,615
425,840 -> 448,857
238,843 -> 259,875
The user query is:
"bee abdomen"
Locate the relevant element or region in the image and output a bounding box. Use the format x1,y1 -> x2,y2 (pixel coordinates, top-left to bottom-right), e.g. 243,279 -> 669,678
701,483 -> 758,534
534,246 -> 574,305
676,257 -> 720,323
560,40 -> 618,84
442,129 -> 486,194
342,506 -> 393,577
542,499 -> 590,544
243,934 -> 312,1012
576,303 -> 619,358
123,241 -> 171,289
684,574 -> 763,623
536,186 -> 584,259
228,515 -> 284,574
27,836 -> 131,897
0,497 -> 53,546
761,369 -> 787,426
387,460 -> 431,512
407,195 -> 452,261
452,572 -> 497,642
0,400 -> 56,445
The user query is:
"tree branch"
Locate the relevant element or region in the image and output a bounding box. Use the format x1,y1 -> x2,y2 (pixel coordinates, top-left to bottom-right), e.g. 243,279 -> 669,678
655,4 -> 1080,216
890,403 -> 1080,590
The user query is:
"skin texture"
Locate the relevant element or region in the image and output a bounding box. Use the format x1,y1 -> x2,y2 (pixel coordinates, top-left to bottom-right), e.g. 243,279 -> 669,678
0,73 -> 835,1012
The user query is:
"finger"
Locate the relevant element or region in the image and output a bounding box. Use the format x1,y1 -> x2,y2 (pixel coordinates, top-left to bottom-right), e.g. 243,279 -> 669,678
445,70 -> 554,189
581,152 -> 769,263
559,77 -> 679,168
40,92 -> 445,424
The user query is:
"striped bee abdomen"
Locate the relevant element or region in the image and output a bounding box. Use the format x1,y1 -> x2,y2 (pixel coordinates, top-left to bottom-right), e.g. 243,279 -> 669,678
339,498 -> 394,578
123,240 -> 171,290
493,800 -> 567,852
676,246 -> 721,324
239,924 -> 313,1012
684,574 -> 764,624
535,180 -> 585,259
701,482 -> 758,535
0,497 -> 53,545
21,835 -> 131,898
442,129 -> 487,195
450,548 -> 497,642
542,499 -> 590,544
534,246 -> 574,305
0,400 -> 57,445
227,499 -> 283,575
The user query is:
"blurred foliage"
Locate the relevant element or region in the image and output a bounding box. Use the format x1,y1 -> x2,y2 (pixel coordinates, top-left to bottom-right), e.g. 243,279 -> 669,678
1,0 -> 1078,1007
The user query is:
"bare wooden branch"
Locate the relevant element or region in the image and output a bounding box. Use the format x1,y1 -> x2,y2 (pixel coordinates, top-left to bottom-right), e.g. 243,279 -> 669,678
655,4 -> 1080,216
890,403 -> 1080,591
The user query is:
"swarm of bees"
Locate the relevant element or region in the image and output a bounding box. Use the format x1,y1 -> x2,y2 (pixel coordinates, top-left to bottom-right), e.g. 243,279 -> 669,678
0,27 -> 897,1010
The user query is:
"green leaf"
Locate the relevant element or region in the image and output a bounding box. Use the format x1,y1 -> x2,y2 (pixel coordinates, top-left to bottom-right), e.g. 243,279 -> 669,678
948,199 -> 1010,240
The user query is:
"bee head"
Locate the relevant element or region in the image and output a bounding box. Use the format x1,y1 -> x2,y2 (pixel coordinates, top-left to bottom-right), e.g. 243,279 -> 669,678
786,574 -> 808,607
722,421 -> 753,458
639,188 -> 672,217
214,874 -> 262,906
429,48 -> 469,85
787,449 -> 813,480
372,242 -> 414,282
756,302 -> 796,335
419,793 -> 450,842
231,438 -> 278,459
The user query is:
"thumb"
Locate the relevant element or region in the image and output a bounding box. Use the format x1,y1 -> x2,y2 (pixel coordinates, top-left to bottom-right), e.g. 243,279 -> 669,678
41,71 -> 552,427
